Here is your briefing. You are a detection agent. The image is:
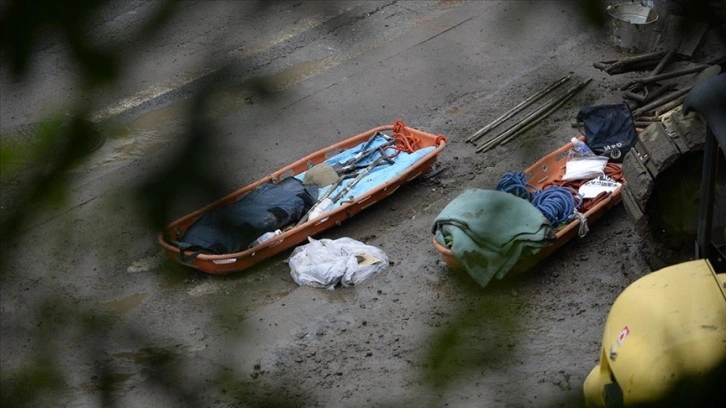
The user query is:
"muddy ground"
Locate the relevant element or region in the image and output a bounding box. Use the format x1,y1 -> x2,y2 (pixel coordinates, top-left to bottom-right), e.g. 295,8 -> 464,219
1,1 -> 722,407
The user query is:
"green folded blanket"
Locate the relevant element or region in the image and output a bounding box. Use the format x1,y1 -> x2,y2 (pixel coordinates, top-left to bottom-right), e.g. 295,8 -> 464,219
432,189 -> 556,288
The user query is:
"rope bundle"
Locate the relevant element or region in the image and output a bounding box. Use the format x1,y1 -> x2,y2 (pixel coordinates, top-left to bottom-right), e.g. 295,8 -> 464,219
392,119 -> 423,154
496,172 -> 535,201
531,186 -> 581,226
496,171 -> 583,227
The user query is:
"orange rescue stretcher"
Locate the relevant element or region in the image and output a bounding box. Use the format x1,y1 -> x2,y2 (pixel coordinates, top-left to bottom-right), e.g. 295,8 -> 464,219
159,121 -> 447,275
433,136 -> 626,274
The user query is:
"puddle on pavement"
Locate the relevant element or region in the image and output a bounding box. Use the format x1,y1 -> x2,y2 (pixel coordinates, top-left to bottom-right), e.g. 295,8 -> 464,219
127,254 -> 162,273
188,281 -> 220,297
218,313 -> 249,332
242,287 -> 292,310
103,292 -> 148,315
215,278 -> 296,330
79,99 -> 191,173
218,285 -> 361,333
76,347 -> 178,395
317,287 -> 360,304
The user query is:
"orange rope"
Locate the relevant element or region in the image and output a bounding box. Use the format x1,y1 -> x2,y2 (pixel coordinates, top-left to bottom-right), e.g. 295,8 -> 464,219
389,119 -> 422,155
394,133 -> 422,153
392,119 -> 407,135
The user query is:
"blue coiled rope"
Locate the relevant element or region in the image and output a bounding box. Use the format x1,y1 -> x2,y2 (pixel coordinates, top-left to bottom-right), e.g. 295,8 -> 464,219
495,171 -> 535,201
496,171 -> 582,227
531,187 -> 580,226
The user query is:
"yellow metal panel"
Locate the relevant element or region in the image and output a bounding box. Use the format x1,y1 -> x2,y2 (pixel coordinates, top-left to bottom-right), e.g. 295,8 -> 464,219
584,259 -> 726,407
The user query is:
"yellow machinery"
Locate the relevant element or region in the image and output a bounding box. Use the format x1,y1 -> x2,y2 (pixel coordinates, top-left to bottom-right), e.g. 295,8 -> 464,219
584,74 -> 726,407
583,260 -> 725,407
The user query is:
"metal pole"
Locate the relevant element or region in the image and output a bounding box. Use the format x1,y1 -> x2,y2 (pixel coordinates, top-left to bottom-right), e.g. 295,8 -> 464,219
695,127 -> 717,260
649,48 -> 677,76
605,50 -> 666,75
620,64 -> 709,90
467,74 -> 571,143
632,87 -> 691,116
499,84 -> 584,146
476,78 -> 591,153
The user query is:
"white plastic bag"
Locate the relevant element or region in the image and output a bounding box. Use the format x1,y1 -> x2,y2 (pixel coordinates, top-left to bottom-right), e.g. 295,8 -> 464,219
288,237 -> 388,290
578,176 -> 622,199
562,138 -> 609,181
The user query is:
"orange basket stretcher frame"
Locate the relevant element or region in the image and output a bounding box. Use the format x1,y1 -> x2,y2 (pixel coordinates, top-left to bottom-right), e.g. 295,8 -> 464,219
159,121 -> 447,275
433,136 -> 625,274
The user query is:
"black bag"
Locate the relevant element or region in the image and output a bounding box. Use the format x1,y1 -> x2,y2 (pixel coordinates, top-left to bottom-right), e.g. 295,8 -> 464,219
175,177 -> 318,254
576,102 -> 637,162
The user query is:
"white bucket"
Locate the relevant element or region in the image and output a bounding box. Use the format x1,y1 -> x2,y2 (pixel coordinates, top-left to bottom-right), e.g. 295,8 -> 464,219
607,4 -> 659,53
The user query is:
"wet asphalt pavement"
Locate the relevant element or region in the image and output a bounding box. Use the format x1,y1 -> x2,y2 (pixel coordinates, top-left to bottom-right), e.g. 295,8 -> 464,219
2,1 -> 717,407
